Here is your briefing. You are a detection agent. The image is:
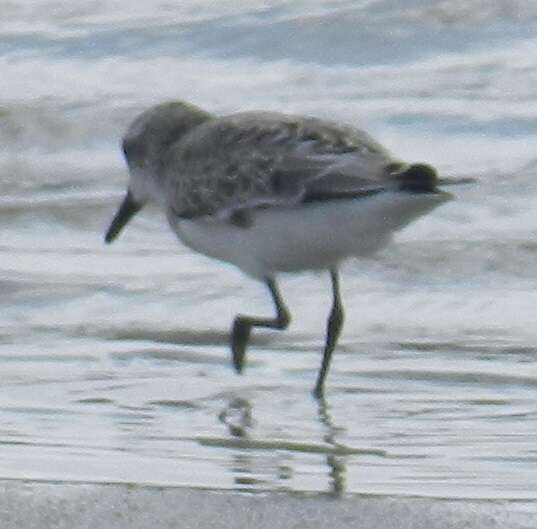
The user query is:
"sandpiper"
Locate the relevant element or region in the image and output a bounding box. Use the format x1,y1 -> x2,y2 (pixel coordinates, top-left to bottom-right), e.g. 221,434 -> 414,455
105,101 -> 452,398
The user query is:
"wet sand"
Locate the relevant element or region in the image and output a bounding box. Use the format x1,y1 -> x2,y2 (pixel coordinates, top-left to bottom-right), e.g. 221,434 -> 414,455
1,481 -> 535,529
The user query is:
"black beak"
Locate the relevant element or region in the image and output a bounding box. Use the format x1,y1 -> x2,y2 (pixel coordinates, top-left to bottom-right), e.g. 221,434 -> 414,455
104,191 -> 142,244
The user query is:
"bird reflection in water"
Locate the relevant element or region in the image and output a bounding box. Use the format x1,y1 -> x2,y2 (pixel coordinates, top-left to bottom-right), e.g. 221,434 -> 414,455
217,395 -> 348,495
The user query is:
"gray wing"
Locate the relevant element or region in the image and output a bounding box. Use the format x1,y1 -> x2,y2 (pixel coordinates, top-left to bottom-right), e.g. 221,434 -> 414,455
160,112 -> 403,221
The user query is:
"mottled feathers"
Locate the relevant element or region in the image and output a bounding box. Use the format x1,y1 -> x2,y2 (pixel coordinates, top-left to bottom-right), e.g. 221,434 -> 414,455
122,103 -> 438,226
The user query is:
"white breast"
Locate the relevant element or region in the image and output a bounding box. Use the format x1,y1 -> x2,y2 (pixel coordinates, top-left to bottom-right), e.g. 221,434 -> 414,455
169,191 -> 451,280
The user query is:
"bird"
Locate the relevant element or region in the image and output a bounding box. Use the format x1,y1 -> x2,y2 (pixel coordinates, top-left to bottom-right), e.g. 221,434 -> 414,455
105,100 -> 453,398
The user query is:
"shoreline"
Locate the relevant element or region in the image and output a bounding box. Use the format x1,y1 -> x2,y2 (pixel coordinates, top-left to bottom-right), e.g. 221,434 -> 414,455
1,480 -> 534,529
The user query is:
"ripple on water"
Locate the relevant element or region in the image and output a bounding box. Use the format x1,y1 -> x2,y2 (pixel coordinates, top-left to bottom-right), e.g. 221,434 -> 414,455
2,0 -> 537,507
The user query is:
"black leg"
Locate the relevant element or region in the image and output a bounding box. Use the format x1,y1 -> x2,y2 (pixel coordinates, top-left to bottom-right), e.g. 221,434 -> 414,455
313,269 -> 344,399
231,278 -> 290,373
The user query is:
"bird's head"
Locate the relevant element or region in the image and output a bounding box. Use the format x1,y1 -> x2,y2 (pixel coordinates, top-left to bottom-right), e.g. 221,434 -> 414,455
105,101 -> 211,244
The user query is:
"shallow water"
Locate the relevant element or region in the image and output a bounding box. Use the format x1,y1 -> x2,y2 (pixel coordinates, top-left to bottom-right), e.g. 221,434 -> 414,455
1,0 -> 537,521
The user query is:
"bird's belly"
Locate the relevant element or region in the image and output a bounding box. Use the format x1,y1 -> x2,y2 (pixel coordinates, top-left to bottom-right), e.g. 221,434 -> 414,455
171,191 -> 450,279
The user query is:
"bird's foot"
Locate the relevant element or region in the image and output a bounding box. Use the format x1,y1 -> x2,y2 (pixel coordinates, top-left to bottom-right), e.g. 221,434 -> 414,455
231,318 -> 251,373
312,381 -> 325,400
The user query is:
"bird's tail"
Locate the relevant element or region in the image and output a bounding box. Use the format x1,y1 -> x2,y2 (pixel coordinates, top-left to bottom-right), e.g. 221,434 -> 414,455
395,163 -> 438,192
437,176 -> 478,186
395,164 -> 477,192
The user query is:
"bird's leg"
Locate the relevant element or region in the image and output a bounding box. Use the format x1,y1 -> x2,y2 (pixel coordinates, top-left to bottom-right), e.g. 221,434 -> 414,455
231,278 -> 290,373
313,269 -> 344,399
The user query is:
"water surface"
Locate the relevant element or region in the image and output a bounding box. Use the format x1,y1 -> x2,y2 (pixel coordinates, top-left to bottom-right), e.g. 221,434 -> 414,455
1,0 -> 537,521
